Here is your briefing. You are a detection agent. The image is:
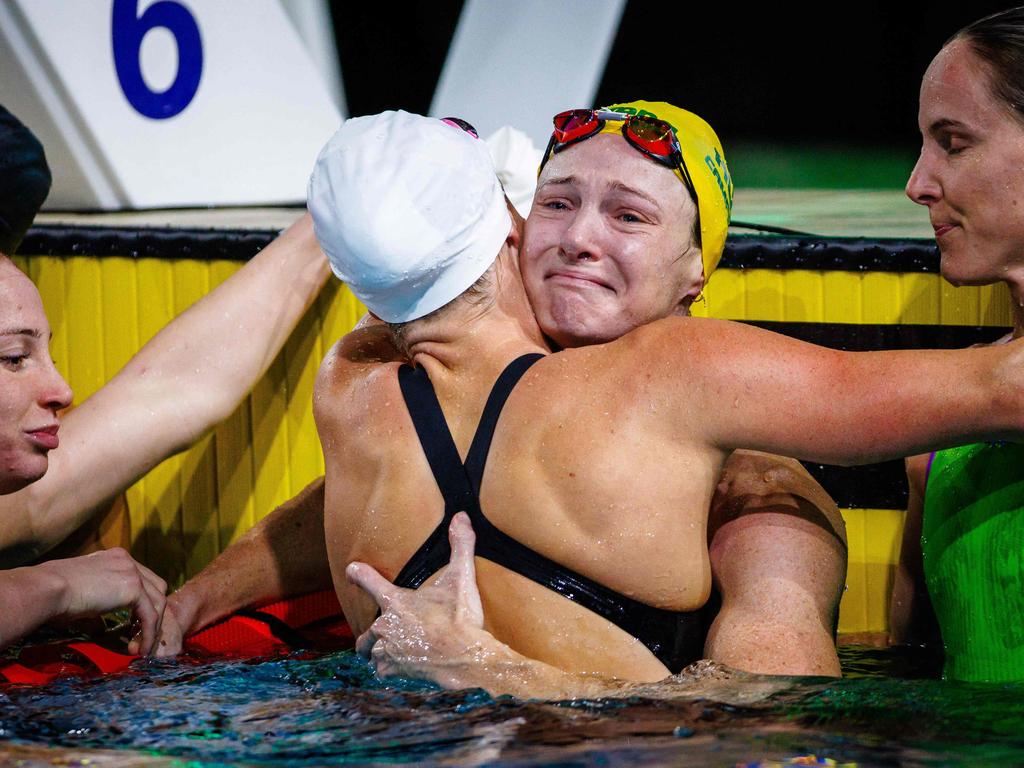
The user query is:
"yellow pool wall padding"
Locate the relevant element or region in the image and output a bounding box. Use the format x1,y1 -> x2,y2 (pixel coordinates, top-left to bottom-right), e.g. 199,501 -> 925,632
14,254 -> 1013,636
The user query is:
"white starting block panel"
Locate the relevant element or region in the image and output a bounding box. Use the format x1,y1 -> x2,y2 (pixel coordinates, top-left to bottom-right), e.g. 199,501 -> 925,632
430,0 -> 626,151
0,0 -> 343,209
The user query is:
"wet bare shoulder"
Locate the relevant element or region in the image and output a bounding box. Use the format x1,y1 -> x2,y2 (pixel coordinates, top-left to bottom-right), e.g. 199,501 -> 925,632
315,326 -> 405,430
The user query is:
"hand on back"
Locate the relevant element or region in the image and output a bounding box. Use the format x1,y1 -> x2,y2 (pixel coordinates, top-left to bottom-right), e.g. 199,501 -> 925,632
347,512 -> 487,686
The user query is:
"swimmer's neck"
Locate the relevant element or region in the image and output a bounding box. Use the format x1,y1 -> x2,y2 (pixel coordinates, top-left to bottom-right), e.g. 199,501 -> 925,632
405,256 -> 549,378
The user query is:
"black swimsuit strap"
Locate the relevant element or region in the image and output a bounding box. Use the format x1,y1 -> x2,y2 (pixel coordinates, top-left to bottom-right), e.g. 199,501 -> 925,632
393,352 -> 705,672
464,353 -> 544,494
396,363 -> 475,511
392,354 -> 542,588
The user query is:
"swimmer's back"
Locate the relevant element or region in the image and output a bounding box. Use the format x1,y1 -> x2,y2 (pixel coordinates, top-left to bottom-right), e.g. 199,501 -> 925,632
317,318 -> 722,681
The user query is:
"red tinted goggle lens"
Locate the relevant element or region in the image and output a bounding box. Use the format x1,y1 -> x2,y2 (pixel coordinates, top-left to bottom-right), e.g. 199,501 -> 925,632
551,109 -> 603,143
625,115 -> 677,157
551,109 -> 678,160
544,109 -> 695,201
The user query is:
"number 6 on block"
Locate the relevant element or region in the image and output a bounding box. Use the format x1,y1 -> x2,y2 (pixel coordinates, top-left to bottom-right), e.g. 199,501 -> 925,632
112,0 -> 203,120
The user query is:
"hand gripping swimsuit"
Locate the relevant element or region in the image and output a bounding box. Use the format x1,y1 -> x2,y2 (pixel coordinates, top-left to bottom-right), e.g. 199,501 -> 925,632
923,442 -> 1024,682
393,353 -> 705,674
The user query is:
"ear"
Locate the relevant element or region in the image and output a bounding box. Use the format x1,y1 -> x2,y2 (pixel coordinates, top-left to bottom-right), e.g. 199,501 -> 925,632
676,251 -> 706,315
506,221 -> 522,249
505,199 -> 524,248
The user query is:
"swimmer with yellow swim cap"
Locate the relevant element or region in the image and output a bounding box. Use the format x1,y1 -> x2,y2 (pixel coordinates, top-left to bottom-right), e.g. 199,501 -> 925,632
522,100 -> 741,350
539,100 -> 733,280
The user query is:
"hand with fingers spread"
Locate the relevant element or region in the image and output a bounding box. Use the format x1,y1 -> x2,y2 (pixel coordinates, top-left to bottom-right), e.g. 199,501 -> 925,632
346,512 -> 493,688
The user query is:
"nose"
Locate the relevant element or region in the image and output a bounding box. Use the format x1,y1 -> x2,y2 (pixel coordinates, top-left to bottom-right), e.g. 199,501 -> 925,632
906,148 -> 941,205
560,204 -> 604,262
39,360 -> 73,412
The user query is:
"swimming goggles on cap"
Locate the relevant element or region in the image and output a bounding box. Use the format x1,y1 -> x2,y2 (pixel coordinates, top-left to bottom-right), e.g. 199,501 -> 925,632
441,116 -> 479,138
539,109 -> 696,202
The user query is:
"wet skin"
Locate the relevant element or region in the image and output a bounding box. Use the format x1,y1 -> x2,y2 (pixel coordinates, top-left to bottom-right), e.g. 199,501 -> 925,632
907,39 -> 1024,290
168,131 -> 846,678
520,133 -> 845,675
522,133 -> 703,349
0,258 -> 73,495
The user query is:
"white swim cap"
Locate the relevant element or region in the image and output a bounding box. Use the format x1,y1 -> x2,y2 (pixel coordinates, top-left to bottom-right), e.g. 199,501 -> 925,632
308,110 -> 512,323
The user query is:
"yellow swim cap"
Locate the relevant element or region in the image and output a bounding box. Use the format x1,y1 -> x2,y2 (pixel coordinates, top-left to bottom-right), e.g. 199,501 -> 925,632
603,101 -> 733,279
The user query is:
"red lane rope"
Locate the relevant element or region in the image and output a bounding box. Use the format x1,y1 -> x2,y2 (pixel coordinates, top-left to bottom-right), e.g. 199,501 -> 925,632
0,590 -> 351,685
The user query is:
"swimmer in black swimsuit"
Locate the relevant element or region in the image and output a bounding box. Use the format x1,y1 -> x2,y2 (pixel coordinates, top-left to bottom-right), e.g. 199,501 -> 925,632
395,354 -> 704,674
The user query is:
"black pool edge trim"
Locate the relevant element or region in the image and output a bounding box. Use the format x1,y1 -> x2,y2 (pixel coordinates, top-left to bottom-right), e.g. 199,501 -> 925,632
721,235 -> 940,272
20,225 -> 942,272
20,224 -> 282,262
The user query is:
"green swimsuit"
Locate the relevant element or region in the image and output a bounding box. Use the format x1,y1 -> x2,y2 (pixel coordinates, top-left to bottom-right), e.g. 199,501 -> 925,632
923,441 -> 1024,682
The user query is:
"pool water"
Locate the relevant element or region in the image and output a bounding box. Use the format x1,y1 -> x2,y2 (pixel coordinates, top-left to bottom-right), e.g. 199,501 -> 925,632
1,645 -> 1022,767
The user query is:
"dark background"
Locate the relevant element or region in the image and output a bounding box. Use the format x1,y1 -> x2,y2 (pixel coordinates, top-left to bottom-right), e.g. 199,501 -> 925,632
328,1 -> 1017,186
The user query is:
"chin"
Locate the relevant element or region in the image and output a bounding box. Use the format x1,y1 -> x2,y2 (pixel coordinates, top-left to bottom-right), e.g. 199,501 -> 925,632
539,297 -> 630,349
0,456 -> 48,496
939,256 -> 1000,287
543,316 -> 627,349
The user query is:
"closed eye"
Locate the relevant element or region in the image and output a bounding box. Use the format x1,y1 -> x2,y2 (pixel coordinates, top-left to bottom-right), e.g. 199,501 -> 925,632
932,124 -> 974,155
940,134 -> 969,155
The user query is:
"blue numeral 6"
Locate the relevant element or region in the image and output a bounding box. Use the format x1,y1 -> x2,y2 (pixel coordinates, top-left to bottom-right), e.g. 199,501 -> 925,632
112,0 -> 203,119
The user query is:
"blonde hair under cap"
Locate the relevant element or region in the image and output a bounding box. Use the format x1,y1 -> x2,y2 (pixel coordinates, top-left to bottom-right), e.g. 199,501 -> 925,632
603,101 -> 733,279
307,110 -> 512,323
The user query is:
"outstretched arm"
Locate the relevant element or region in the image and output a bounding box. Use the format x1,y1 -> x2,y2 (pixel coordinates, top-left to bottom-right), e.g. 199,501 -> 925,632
349,513 -> 631,700
159,316 -> 403,655
157,477 -> 330,655
0,214 -> 330,564
0,548 -> 166,654
157,315 -> 401,651
704,450 -> 845,676
643,317 -> 1024,465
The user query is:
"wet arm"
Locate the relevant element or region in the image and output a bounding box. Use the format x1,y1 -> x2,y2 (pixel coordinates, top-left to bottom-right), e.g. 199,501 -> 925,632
382,623 -> 632,699
0,549 -> 165,653
0,214 -> 330,563
164,477 -> 329,643
704,450 -> 845,676
889,454 -> 941,646
0,566 -> 67,649
653,317 -> 1024,465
